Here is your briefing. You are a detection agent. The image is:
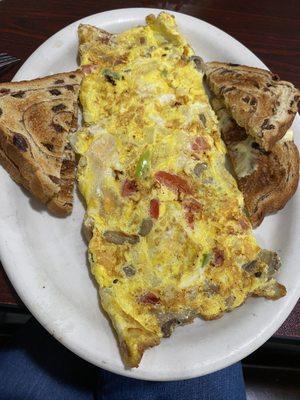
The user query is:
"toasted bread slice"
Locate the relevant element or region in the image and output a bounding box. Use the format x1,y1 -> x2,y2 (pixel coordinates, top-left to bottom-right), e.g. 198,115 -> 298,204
211,97 -> 299,227
205,62 -> 300,150
0,71 -> 82,216
78,24 -> 114,66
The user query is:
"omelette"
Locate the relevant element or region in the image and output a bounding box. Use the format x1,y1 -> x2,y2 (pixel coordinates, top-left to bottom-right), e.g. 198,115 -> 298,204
74,13 -> 286,368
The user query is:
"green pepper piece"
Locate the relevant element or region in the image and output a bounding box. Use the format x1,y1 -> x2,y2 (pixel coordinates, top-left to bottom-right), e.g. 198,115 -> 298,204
201,252 -> 212,268
243,207 -> 250,218
136,149 -> 151,178
102,69 -> 121,84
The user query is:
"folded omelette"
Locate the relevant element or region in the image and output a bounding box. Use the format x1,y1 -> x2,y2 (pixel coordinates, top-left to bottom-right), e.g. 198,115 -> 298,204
74,13 -> 286,367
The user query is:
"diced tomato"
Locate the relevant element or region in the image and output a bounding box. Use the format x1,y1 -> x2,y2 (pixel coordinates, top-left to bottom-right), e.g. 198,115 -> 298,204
184,198 -> 202,212
121,179 -> 138,197
191,136 -> 210,153
150,199 -> 159,219
186,213 -> 195,228
213,248 -> 225,266
139,292 -> 160,305
155,171 -> 193,195
184,198 -> 202,228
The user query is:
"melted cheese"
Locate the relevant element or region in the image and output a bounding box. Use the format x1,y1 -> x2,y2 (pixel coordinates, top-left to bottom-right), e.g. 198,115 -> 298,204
230,129 -> 294,179
230,137 -> 258,178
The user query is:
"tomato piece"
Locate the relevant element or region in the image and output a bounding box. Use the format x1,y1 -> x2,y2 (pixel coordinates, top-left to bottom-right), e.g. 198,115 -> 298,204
191,136 -> 210,153
139,292 -> 160,305
184,198 -> 202,212
155,171 -> 193,195
121,179 -> 138,197
150,199 -> 159,219
184,198 -> 202,228
186,213 -> 195,228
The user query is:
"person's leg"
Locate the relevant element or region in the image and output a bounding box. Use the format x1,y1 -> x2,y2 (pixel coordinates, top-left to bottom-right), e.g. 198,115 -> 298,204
97,362 -> 246,400
0,316 -> 247,400
0,318 -> 96,400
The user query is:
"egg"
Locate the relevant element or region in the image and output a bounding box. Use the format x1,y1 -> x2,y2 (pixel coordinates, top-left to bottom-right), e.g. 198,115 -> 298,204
75,12 -> 286,368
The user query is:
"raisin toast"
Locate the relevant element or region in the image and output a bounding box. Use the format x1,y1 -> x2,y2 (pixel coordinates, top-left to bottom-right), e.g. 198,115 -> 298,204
211,96 -> 299,227
0,71 -> 82,216
205,62 -> 300,151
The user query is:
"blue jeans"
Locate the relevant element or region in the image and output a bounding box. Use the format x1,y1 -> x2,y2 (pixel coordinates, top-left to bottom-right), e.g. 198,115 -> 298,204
0,318 -> 246,400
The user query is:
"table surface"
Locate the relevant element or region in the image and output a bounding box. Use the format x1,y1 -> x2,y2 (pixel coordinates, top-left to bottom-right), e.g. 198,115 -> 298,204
0,0 -> 299,339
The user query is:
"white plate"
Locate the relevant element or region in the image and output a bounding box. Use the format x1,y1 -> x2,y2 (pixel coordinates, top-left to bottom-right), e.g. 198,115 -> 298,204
1,8 -> 299,381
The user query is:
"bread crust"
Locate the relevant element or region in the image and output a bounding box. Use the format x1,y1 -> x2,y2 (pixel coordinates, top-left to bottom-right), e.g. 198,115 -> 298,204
239,141 -> 299,227
210,96 -> 299,227
205,62 -> 300,151
0,71 -> 82,215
